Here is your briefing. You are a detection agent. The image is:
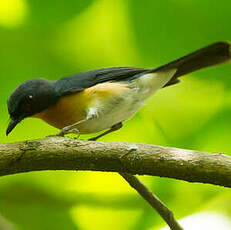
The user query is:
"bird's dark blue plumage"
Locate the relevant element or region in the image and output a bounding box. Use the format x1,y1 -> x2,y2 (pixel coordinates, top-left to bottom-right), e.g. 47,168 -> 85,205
55,67 -> 149,96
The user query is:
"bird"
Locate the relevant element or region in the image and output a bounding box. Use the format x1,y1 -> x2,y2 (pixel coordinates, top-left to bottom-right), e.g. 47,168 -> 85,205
6,41 -> 231,141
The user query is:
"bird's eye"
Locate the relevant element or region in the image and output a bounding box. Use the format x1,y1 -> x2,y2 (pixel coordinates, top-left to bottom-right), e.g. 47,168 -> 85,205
24,95 -> 33,105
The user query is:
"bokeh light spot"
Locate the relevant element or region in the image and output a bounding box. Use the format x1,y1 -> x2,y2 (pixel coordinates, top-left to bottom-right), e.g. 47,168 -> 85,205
0,0 -> 28,27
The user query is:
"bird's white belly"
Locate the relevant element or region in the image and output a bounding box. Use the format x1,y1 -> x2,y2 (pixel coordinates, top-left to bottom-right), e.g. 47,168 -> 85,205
76,68 -> 177,133
78,87 -> 143,133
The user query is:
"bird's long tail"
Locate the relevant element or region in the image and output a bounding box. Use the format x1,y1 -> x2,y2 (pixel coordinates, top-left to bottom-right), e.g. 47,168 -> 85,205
152,41 -> 231,87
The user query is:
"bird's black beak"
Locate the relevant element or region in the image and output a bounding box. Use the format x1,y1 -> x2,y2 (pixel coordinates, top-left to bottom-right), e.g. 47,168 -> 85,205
6,118 -> 21,136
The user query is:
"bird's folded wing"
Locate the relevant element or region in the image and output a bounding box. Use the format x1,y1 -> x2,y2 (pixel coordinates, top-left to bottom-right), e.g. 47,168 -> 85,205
55,67 -> 150,96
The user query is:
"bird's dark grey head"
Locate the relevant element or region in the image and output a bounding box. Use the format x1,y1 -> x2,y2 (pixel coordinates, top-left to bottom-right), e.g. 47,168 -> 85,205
6,78 -> 60,135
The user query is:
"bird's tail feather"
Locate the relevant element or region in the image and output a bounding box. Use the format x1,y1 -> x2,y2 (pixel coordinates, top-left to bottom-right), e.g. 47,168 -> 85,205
152,41 -> 231,87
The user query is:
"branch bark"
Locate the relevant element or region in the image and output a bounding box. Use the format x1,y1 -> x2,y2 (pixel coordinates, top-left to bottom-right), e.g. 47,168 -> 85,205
1,137 -> 231,187
1,138 -> 187,230
3,137 -> 231,230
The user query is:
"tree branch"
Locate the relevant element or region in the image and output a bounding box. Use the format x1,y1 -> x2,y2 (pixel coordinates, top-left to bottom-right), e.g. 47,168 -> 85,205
5,137 -> 231,230
120,173 -> 183,230
1,137 -> 231,187
1,138 -> 187,230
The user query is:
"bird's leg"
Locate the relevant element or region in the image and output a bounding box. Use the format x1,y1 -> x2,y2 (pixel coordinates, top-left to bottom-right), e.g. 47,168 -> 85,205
47,108 -> 98,138
46,118 -> 88,138
58,119 -> 89,137
88,122 -> 123,141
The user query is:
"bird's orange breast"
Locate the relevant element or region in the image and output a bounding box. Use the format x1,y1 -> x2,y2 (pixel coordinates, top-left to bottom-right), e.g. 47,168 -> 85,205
33,91 -> 88,129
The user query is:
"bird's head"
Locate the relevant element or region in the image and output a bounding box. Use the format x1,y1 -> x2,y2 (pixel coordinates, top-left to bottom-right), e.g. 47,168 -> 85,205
6,79 -> 59,135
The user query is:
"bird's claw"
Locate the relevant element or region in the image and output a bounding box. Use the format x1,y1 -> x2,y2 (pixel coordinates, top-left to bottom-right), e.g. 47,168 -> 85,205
46,132 -> 64,138
46,127 -> 80,138
70,128 -> 80,139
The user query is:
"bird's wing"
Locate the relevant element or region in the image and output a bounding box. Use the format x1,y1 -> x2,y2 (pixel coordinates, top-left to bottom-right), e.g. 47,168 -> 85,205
55,41 -> 231,96
55,67 -> 149,96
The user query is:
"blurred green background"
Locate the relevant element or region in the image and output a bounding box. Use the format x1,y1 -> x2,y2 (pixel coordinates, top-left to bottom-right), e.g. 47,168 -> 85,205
1,0 -> 231,229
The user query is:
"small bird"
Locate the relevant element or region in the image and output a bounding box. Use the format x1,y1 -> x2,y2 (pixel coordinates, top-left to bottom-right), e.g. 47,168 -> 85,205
6,42 -> 231,140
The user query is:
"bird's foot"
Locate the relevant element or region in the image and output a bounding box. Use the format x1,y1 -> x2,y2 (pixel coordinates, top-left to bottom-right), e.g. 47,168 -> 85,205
47,127 -> 80,138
